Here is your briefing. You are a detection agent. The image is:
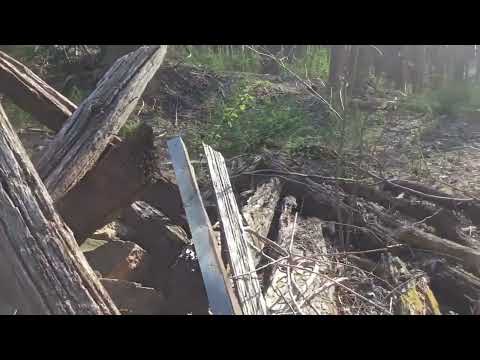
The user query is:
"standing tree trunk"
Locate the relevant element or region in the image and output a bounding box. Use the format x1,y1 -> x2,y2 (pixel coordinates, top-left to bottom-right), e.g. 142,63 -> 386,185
328,45 -> 348,90
37,45 -> 167,201
0,104 -> 120,315
411,45 -> 426,93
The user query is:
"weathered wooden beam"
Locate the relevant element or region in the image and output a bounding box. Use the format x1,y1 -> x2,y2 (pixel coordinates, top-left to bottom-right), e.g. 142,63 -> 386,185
0,104 -> 119,314
54,123 -> 157,243
242,177 -> 283,263
37,45 -> 168,201
0,50 -> 76,132
204,143 -> 267,315
168,137 -> 241,315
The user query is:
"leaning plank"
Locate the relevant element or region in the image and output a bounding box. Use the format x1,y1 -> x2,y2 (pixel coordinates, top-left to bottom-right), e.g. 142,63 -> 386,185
0,50 -> 76,132
37,45 -> 168,201
0,104 -> 119,314
242,177 -> 283,263
204,143 -> 267,315
168,137 -> 241,315
55,123 -> 157,243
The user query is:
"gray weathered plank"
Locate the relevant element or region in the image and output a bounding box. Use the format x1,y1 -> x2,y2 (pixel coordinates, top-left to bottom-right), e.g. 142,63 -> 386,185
167,137 -> 241,315
37,45 -> 167,201
0,103 -> 119,315
204,144 -> 267,315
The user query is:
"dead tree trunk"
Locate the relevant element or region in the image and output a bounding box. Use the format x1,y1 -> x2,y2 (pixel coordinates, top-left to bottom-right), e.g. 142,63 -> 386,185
241,177 -> 283,263
37,45 -> 168,201
0,104 -> 119,315
55,124 -> 157,243
0,50 -> 76,132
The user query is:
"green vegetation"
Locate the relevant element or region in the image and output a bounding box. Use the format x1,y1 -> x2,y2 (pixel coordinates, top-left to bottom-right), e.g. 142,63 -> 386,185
184,46 -> 262,73
402,82 -> 480,117
191,80 -> 327,157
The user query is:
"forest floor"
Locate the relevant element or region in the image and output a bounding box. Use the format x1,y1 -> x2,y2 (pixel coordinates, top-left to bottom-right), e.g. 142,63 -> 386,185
12,64 -> 480,315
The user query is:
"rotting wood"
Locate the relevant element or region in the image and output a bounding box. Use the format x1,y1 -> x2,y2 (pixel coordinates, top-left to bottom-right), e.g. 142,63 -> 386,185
394,227 -> 480,275
204,143 -> 267,315
0,50 -> 76,132
242,177 -> 283,263
120,201 -> 189,290
383,179 -> 480,227
168,137 -> 241,315
0,104 -> 119,315
55,123 -> 157,243
37,45 -> 168,201
340,181 -> 475,247
265,214 -> 338,315
425,261 -> 480,314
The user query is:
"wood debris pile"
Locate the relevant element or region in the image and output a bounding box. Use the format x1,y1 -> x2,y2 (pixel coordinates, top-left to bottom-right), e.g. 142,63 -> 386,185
0,46 -> 479,315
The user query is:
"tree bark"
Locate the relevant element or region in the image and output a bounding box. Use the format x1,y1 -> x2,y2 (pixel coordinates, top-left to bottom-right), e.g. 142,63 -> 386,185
328,45 -> 348,90
426,262 -> 480,314
0,50 -> 77,132
37,45 -> 167,201
55,124 -> 158,243
242,177 -> 283,263
0,104 -> 119,315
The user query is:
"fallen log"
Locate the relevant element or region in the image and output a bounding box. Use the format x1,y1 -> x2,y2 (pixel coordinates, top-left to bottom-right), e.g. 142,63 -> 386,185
138,176 -> 187,230
204,143 -> 267,315
120,201 -> 189,289
426,262 -> 480,314
383,179 -> 480,227
0,104 -> 119,314
55,123 -> 157,243
37,45 -> 167,201
100,278 -> 166,315
242,177 -> 283,262
84,240 -> 149,283
340,181 -> 475,248
394,227 -> 480,275
0,50 -> 76,131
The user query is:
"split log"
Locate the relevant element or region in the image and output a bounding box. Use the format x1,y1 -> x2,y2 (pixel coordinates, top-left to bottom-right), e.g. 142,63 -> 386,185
84,240 -> 149,283
55,123 -> 157,243
120,202 -> 209,314
425,262 -> 480,314
37,45 -> 168,201
0,50 -> 76,131
100,279 -> 166,315
242,177 -> 283,262
265,213 -> 338,315
0,104 -> 119,314
120,201 -> 189,288
138,176 -> 187,230
204,143 -> 267,315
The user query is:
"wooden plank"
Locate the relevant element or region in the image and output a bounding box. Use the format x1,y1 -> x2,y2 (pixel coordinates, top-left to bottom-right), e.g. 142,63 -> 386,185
37,45 -> 168,201
167,137 -> 241,315
0,50 -> 76,132
0,103 -> 119,315
204,144 -> 267,315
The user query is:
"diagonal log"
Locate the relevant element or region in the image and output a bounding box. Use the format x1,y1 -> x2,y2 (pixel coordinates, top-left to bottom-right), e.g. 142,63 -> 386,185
0,50 -> 76,132
55,123 -> 157,243
0,104 -> 119,314
37,45 -> 167,201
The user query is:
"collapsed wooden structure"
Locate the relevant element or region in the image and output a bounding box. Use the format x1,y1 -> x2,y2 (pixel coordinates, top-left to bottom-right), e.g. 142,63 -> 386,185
1,46 -> 480,315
